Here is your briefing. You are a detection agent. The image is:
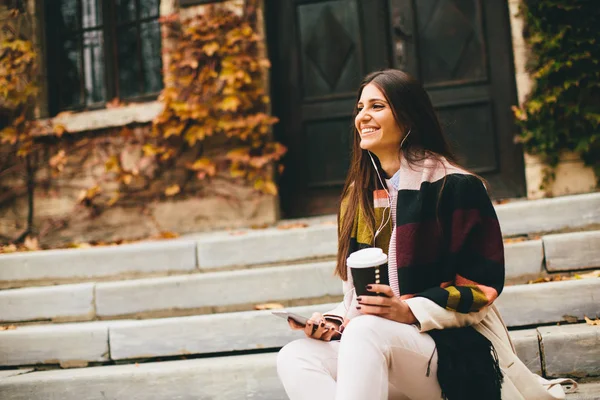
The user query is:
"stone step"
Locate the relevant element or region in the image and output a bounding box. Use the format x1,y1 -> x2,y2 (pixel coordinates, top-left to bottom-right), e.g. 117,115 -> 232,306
1,279 -> 598,367
1,192 -> 598,289
0,239 -> 198,289
1,251 -> 598,323
0,347 -> 598,400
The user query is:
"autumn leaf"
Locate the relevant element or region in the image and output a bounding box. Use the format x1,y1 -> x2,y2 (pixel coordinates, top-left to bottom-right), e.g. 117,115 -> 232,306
262,181 -> 278,195
105,155 -> 121,173
278,222 -> 309,230
157,231 -> 179,239
164,184 -> 181,197
53,124 -> 68,137
254,303 -> 284,310
0,127 -> 18,144
23,236 -> 40,251
202,42 -> 219,56
584,316 -> 600,326
121,174 -> 133,185
0,325 -> 17,331
187,158 -> 217,178
107,192 -> 120,206
219,96 -> 242,112
49,150 -> 67,172
78,185 -> 101,203
0,244 -> 18,253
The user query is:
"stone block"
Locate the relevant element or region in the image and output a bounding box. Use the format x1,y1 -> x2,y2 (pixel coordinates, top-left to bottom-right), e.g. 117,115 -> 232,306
0,353 -> 284,400
0,322 -> 109,367
0,240 -> 197,286
509,329 -> 542,375
544,231 -> 600,272
109,304 -> 331,360
196,223 -> 337,269
496,279 -> 599,327
496,193 -> 600,236
0,283 -> 95,323
95,262 -> 340,317
505,240 -> 544,280
539,324 -> 600,378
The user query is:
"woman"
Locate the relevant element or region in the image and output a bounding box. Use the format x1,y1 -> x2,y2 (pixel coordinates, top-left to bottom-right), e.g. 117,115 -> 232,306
276,70 -> 574,400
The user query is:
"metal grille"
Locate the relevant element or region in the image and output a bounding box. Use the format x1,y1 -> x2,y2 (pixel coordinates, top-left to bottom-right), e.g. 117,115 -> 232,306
45,0 -> 163,114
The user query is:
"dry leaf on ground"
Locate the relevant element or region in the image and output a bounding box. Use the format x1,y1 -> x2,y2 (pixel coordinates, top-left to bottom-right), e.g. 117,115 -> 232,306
157,231 -> 179,239
584,316 -> 600,326
0,325 -> 17,331
278,222 -> 309,230
504,237 -> 527,244
574,270 -> 600,279
23,236 -> 40,251
255,303 -> 284,310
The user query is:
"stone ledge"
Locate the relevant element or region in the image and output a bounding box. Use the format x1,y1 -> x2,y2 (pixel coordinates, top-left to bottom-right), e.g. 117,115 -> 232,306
543,231 -> 600,272
0,351 -> 597,400
94,262 -> 340,318
0,240 -> 198,288
32,102 -> 164,136
0,283 -> 95,323
496,192 -> 600,237
496,279 -> 599,327
540,324 -> 600,378
0,322 -> 109,367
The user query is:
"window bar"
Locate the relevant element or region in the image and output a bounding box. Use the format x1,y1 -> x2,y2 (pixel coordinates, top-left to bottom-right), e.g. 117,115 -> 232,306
76,0 -> 86,106
108,0 -> 120,99
134,0 -> 146,95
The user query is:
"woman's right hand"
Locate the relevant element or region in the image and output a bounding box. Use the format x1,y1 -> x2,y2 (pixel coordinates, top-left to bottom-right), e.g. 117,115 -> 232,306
287,312 -> 341,342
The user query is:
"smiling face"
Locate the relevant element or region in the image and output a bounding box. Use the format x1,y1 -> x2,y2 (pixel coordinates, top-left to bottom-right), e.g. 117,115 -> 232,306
355,83 -> 404,157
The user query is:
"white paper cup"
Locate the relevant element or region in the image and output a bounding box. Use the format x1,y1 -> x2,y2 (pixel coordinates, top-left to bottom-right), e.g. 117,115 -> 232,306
347,248 -> 389,297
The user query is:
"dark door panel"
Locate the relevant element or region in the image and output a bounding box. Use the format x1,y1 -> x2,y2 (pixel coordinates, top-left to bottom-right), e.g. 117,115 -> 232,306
268,0 -> 524,218
391,0 -> 525,198
266,0 -> 392,217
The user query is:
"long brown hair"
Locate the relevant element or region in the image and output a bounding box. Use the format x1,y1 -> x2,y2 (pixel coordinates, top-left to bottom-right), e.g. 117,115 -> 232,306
335,69 -> 459,280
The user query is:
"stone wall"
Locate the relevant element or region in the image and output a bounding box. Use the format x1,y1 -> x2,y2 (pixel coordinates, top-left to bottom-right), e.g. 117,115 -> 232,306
507,0 -> 597,199
0,0 -> 277,247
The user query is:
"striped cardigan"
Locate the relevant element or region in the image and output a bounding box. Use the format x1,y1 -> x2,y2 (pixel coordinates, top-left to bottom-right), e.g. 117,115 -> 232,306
345,155 -> 505,313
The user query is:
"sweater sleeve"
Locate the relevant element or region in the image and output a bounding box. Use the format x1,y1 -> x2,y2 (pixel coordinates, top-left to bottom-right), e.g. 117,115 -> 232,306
404,296 -> 489,332
323,276 -> 361,324
414,175 -> 505,313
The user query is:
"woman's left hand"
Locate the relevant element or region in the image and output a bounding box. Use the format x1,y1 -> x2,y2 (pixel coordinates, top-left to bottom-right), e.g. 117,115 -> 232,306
356,284 -> 417,324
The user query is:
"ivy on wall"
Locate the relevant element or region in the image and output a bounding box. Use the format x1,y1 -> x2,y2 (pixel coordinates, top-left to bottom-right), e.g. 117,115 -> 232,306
513,0 -> 600,188
0,1 -> 286,244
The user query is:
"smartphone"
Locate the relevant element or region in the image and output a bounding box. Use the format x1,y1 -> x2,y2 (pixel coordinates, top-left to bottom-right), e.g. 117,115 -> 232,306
271,311 -> 310,326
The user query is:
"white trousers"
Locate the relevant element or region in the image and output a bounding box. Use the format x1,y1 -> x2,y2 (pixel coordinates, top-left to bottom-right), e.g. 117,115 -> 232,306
277,315 -> 443,400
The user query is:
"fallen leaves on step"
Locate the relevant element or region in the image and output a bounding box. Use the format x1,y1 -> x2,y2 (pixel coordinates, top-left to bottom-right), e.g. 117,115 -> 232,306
0,244 -> 18,254
527,269 -> 600,284
0,325 -> 17,331
585,316 -> 600,326
574,270 -> 600,279
278,222 -> 309,230
255,302 -> 284,310
154,231 -> 180,239
504,237 -> 528,244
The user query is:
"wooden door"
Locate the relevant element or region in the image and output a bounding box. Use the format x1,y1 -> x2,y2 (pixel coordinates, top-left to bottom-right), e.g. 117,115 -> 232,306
390,0 -> 525,197
266,0 -> 393,218
267,0 -> 524,218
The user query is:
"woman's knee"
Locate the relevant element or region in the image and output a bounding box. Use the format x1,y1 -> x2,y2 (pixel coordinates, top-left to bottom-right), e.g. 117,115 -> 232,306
277,338 -> 318,374
341,315 -> 385,341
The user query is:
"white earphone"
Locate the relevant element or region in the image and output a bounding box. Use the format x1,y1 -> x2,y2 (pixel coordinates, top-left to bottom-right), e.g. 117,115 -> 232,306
367,129 -> 411,243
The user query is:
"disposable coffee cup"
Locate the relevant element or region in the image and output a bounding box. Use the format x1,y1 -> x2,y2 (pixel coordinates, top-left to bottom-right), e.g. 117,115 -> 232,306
347,248 -> 389,297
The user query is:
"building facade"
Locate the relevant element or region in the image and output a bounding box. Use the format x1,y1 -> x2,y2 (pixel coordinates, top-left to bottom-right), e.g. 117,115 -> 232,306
0,0 -> 595,244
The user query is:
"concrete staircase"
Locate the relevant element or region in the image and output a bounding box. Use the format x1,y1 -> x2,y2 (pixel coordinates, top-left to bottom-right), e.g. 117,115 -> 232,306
0,192 -> 599,399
